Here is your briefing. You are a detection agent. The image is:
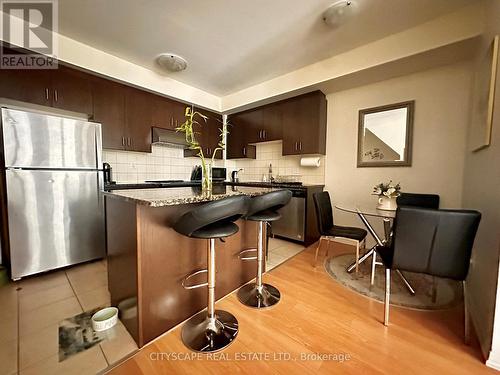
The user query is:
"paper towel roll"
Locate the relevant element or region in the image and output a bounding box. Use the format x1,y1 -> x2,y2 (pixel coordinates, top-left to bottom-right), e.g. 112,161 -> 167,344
300,157 -> 321,167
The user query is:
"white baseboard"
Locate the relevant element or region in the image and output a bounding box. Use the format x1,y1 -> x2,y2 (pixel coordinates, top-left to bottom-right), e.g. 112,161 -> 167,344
487,351 -> 500,371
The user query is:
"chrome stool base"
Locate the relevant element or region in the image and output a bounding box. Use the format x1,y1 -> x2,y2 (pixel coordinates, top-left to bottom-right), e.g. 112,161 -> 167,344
237,282 -> 281,308
181,309 -> 238,352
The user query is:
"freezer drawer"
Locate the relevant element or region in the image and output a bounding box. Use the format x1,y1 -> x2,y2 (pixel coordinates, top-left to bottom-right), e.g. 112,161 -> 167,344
6,169 -> 105,279
2,108 -> 99,169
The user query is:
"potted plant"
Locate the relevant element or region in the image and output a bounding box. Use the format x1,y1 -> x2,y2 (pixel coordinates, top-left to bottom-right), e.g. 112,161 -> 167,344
373,180 -> 401,211
176,106 -> 225,196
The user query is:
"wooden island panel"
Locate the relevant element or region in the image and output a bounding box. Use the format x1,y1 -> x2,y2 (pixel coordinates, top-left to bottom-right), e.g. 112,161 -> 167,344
106,197 -> 262,347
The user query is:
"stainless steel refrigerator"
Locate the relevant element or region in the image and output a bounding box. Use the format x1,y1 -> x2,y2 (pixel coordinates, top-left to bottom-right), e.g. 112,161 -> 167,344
1,107 -> 105,280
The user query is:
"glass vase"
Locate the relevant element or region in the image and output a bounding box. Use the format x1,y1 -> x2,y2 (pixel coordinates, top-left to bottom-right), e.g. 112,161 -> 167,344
201,161 -> 212,197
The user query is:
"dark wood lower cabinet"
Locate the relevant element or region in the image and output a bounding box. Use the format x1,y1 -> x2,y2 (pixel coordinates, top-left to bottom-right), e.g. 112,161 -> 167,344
106,197 -> 260,347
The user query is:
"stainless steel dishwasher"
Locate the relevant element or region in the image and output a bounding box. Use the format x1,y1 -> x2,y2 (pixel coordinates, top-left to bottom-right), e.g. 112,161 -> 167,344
271,189 -> 306,242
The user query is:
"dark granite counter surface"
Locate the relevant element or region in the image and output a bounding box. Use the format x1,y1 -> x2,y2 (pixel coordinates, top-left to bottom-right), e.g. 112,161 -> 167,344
103,185 -> 278,207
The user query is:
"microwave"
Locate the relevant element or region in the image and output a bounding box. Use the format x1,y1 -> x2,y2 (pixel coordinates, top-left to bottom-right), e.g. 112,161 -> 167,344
190,166 -> 226,181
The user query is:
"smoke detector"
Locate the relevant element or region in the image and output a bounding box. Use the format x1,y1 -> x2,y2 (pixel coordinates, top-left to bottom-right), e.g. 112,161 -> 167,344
323,1 -> 355,28
156,53 -> 188,72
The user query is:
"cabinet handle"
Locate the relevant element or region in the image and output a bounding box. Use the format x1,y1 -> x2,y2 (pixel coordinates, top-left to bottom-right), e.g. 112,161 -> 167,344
263,130 -> 266,139
259,130 -> 263,139
45,88 -> 49,100
121,137 -> 125,146
243,147 -> 246,156
299,141 -> 302,151
54,89 -> 58,102
128,138 -> 132,146
294,141 -> 298,151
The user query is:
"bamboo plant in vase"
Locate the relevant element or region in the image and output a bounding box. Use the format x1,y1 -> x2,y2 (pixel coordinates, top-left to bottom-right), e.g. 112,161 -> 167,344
373,180 -> 401,211
176,106 -> 225,197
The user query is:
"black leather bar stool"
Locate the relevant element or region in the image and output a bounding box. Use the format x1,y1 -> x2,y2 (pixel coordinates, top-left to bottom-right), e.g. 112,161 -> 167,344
173,195 -> 249,352
237,190 -> 292,308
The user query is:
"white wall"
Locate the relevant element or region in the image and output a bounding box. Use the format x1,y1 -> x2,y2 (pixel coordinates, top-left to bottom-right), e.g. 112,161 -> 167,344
324,62 -> 472,243
463,0 -> 500,367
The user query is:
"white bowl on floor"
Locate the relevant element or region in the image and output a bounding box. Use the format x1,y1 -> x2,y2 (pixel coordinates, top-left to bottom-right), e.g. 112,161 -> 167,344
91,307 -> 118,332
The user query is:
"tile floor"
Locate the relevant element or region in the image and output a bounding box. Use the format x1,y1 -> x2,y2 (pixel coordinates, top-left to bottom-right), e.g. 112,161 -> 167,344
0,237 -> 303,375
0,259 -> 138,375
266,237 -> 305,270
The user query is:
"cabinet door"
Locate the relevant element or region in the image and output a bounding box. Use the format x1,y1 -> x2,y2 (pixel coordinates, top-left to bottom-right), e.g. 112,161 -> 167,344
125,88 -> 153,153
185,109 -> 222,159
152,96 -> 175,130
262,104 -> 283,141
227,112 -> 256,159
297,92 -> 326,155
0,68 -> 52,106
282,92 -> 326,155
242,109 -> 263,144
51,66 -> 93,114
206,111 -> 223,159
281,97 -> 303,155
171,100 -> 187,129
92,78 -> 126,150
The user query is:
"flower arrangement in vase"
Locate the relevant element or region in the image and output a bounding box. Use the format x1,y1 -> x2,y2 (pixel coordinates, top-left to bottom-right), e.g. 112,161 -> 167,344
176,106 -> 225,196
372,180 -> 401,211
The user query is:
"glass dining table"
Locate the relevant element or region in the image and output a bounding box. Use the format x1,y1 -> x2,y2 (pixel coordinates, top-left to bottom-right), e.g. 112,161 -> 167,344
335,205 -> 415,295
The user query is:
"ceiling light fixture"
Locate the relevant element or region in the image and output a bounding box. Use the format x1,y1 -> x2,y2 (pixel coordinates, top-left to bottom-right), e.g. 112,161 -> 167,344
156,53 -> 188,72
322,1 -> 354,28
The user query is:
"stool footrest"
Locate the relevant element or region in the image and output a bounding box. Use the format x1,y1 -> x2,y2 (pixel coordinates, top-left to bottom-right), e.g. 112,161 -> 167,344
238,248 -> 258,261
182,269 -> 208,290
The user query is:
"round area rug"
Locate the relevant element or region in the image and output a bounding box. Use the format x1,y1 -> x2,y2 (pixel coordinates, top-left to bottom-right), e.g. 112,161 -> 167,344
324,253 -> 463,310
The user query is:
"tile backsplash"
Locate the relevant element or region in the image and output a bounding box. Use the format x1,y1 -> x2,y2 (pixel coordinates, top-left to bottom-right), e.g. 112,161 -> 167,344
103,141 -> 324,185
226,141 -> 325,185
102,145 -> 225,183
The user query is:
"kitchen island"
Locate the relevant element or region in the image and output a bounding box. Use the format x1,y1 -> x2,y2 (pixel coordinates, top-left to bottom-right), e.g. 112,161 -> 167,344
104,185 -> 275,347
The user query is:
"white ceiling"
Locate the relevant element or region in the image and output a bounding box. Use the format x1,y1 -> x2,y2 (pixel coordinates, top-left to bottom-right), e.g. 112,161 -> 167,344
58,0 -> 474,96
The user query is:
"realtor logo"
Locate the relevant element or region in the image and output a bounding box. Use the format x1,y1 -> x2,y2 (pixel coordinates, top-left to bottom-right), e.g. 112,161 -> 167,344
0,0 -> 58,69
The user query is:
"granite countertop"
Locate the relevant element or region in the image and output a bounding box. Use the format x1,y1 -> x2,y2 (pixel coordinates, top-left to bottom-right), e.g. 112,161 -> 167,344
103,185 -> 278,207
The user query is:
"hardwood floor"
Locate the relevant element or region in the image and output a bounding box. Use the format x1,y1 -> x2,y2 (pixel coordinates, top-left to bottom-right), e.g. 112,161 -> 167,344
108,242 -> 494,375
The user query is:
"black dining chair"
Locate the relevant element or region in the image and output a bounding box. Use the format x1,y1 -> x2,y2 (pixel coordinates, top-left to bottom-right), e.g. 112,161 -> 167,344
396,192 -> 440,209
370,192 -> 441,289
313,192 -> 367,271
375,206 -> 481,343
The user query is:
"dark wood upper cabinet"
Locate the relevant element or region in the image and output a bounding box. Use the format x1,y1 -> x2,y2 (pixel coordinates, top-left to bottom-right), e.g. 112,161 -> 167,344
240,109 -> 263,144
151,97 -> 174,130
91,77 -> 126,150
152,97 -> 188,131
282,91 -> 327,156
171,100 -> 187,129
125,88 -> 153,153
184,109 -> 223,159
262,103 -> 283,141
0,68 -> 52,106
51,66 -> 93,114
0,63 -> 92,114
227,111 -> 258,159
228,91 -> 326,158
